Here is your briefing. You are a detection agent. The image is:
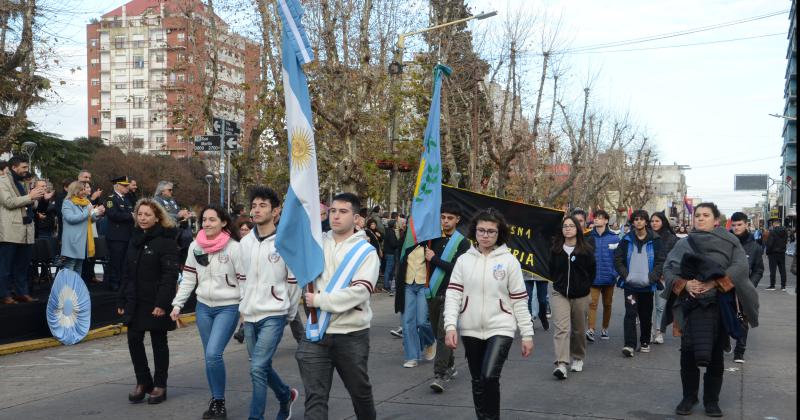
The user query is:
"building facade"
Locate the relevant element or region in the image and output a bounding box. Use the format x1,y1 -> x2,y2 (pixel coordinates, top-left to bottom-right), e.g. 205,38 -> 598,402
86,0 -> 260,157
779,0 -> 797,221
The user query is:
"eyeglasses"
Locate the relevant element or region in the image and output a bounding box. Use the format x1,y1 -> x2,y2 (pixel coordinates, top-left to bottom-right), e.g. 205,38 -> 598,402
476,228 -> 498,237
562,225 -> 577,229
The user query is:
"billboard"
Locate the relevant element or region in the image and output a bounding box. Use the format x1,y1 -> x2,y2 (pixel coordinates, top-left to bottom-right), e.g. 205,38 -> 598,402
734,174 -> 769,191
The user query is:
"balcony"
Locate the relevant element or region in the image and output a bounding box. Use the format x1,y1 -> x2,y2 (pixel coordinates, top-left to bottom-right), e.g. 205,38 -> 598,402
163,82 -> 186,90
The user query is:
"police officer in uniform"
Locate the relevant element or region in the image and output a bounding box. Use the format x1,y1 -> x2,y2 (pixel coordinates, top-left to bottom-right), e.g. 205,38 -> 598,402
105,176 -> 134,291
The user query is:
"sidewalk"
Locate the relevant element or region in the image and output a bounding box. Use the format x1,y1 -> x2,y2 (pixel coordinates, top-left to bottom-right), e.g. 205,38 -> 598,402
0,262 -> 795,419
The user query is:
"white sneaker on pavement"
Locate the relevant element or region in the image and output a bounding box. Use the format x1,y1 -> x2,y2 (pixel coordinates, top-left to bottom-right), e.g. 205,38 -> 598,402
553,363 -> 567,379
403,360 -> 418,368
654,331 -> 664,344
570,359 -> 584,372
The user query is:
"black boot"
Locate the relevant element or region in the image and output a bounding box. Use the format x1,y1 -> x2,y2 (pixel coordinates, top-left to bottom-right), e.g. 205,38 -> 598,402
471,379 -> 485,419
202,398 -> 227,419
675,396 -> 698,415
703,375 -> 723,417
677,367 -> 700,415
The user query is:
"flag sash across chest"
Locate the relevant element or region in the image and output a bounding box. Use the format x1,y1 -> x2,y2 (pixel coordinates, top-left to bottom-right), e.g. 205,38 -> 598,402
275,0 -> 323,288
425,230 -> 465,298
306,240 -> 375,342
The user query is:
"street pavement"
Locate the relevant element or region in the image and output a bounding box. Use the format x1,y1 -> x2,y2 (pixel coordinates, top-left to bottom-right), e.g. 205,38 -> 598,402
0,258 -> 795,420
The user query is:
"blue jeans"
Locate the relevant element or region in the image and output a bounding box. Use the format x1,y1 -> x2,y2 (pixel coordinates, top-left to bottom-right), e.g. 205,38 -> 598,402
0,242 -> 32,298
195,302 -> 240,400
244,315 -> 292,420
383,254 -> 396,291
61,257 -> 84,274
402,283 -> 436,361
525,280 -> 549,320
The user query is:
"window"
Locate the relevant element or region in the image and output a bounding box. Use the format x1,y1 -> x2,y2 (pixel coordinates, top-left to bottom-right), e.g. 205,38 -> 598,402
115,117 -> 126,128
133,55 -> 144,69
114,81 -> 126,89
132,79 -> 144,89
177,33 -> 185,40
91,98 -> 99,106
177,53 -> 185,62
92,117 -> 98,125
132,137 -> 144,149
155,54 -> 164,63
114,36 -> 126,49
132,40 -> 145,48
133,96 -> 145,108
154,136 -> 164,143
90,39 -> 98,47
91,79 -> 100,86
132,116 -> 144,128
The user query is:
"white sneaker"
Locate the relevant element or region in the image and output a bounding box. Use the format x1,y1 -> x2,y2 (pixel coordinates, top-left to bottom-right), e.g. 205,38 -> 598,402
553,363 -> 567,379
403,360 -> 418,368
600,329 -> 609,340
389,327 -> 403,338
423,341 -> 437,361
570,359 -> 584,372
622,346 -> 635,357
654,331 -> 664,344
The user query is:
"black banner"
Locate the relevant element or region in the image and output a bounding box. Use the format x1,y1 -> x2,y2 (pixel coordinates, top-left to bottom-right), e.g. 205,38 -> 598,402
442,185 -> 564,279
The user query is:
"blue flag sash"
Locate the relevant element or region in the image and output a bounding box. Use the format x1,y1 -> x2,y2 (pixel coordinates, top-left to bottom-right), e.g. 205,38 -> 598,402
425,230 -> 465,298
306,240 -> 375,342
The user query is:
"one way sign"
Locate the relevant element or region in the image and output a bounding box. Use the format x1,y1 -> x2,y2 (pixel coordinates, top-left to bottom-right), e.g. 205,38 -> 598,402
224,135 -> 240,151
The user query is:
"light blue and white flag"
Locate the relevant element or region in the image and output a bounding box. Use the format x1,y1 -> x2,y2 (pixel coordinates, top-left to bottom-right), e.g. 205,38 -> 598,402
275,0 -> 323,288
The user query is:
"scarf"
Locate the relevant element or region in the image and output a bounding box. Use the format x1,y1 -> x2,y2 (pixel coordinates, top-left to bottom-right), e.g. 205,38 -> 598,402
196,229 -> 231,254
70,196 -> 95,258
11,172 -> 34,224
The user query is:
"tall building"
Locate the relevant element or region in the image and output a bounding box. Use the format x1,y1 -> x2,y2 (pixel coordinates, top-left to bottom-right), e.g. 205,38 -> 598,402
86,0 -> 260,156
779,0 -> 797,221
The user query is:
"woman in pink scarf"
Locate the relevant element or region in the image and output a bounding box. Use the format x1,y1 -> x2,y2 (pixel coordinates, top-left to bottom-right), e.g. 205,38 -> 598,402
170,205 -> 245,418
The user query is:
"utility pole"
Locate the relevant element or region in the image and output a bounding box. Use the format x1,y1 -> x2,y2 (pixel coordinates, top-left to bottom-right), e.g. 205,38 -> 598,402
386,11 -> 497,212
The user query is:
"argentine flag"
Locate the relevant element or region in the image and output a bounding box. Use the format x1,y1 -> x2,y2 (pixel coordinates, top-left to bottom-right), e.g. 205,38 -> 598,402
275,0 -> 323,288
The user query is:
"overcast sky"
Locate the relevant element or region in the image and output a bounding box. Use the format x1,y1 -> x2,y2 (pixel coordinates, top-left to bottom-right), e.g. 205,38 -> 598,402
27,0 -> 791,215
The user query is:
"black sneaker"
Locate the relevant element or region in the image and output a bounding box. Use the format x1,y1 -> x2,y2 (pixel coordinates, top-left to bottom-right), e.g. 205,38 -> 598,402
704,401 -> 723,417
675,396 -> 698,415
430,376 -> 445,393
540,316 -> 549,331
202,398 -> 227,419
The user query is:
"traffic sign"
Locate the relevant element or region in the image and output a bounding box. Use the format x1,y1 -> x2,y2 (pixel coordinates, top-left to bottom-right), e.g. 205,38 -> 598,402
212,117 -> 241,136
194,135 -> 221,152
224,135 -> 240,151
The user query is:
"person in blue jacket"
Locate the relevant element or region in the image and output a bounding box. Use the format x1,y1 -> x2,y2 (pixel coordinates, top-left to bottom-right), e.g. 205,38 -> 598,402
613,210 -> 665,357
585,209 -> 619,342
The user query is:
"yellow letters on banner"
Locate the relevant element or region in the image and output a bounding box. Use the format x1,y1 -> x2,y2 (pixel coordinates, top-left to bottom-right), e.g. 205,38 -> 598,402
508,224 -> 533,239
510,248 -> 536,267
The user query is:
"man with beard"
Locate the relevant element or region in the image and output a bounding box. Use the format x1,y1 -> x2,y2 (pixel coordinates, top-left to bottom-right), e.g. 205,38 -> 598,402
0,156 -> 46,303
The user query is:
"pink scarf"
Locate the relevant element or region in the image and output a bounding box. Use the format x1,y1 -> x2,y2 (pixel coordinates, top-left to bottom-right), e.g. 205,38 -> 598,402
196,230 -> 231,254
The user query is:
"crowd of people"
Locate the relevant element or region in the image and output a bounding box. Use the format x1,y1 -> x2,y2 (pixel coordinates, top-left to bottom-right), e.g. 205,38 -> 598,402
1,154 -> 797,419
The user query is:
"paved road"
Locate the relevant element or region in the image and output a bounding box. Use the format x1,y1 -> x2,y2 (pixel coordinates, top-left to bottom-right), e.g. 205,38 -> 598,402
0,259 -> 795,419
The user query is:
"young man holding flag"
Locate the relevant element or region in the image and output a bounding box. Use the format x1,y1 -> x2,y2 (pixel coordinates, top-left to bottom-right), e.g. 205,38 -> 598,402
297,192 -> 380,420
426,202 -> 471,393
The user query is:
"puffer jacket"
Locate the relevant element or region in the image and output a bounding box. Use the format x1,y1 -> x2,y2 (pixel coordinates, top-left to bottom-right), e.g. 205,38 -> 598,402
549,245 -> 596,298
589,227 -> 619,286
444,245 -> 534,340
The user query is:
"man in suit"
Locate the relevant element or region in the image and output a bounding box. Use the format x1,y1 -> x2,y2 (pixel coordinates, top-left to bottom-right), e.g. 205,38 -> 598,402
105,176 -> 135,291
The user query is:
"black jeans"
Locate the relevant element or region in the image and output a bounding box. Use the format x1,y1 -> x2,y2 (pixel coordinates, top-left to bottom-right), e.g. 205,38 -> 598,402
463,335 -> 513,420
767,253 -> 787,288
295,328 -> 375,420
680,327 -> 726,404
428,296 -> 455,377
127,328 -> 169,388
623,290 -> 654,348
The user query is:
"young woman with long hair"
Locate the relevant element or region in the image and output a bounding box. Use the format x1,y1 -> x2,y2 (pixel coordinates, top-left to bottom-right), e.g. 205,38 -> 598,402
550,215 -> 597,379
444,208 -> 534,418
170,205 -> 245,419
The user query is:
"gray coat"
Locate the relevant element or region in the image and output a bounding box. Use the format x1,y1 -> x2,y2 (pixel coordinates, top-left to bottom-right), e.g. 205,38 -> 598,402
61,199 -> 99,259
662,227 -> 759,330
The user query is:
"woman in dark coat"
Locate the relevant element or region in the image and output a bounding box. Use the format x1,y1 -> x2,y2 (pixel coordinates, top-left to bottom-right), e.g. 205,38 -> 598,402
662,202 -> 758,417
651,211 -> 678,344
117,198 -> 180,405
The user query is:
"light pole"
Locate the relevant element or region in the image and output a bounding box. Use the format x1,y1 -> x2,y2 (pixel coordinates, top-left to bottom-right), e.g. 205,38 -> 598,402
204,174 -> 214,205
386,10 -> 497,212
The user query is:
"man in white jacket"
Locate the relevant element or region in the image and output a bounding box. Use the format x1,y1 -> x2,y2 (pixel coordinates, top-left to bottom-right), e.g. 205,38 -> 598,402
297,192 -> 380,420
239,186 -> 300,420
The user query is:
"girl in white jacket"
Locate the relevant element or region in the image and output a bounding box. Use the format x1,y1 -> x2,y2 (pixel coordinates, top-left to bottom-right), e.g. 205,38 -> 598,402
444,209 -> 534,419
170,205 -> 245,419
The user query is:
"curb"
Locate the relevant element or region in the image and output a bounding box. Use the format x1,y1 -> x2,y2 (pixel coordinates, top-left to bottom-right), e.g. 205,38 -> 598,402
0,313 -> 197,357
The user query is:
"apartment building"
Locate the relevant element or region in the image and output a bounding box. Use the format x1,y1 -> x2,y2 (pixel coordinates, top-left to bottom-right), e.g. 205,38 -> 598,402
86,0 -> 260,156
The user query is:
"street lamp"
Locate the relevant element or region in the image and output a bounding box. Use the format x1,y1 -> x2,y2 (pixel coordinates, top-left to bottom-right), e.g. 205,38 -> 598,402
204,174 -> 214,205
386,10 -> 497,212
768,113 -> 797,121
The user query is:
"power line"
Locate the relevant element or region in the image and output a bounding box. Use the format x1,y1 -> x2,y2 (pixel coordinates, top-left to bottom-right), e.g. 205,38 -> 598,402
565,9 -> 788,53
571,32 -> 784,54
